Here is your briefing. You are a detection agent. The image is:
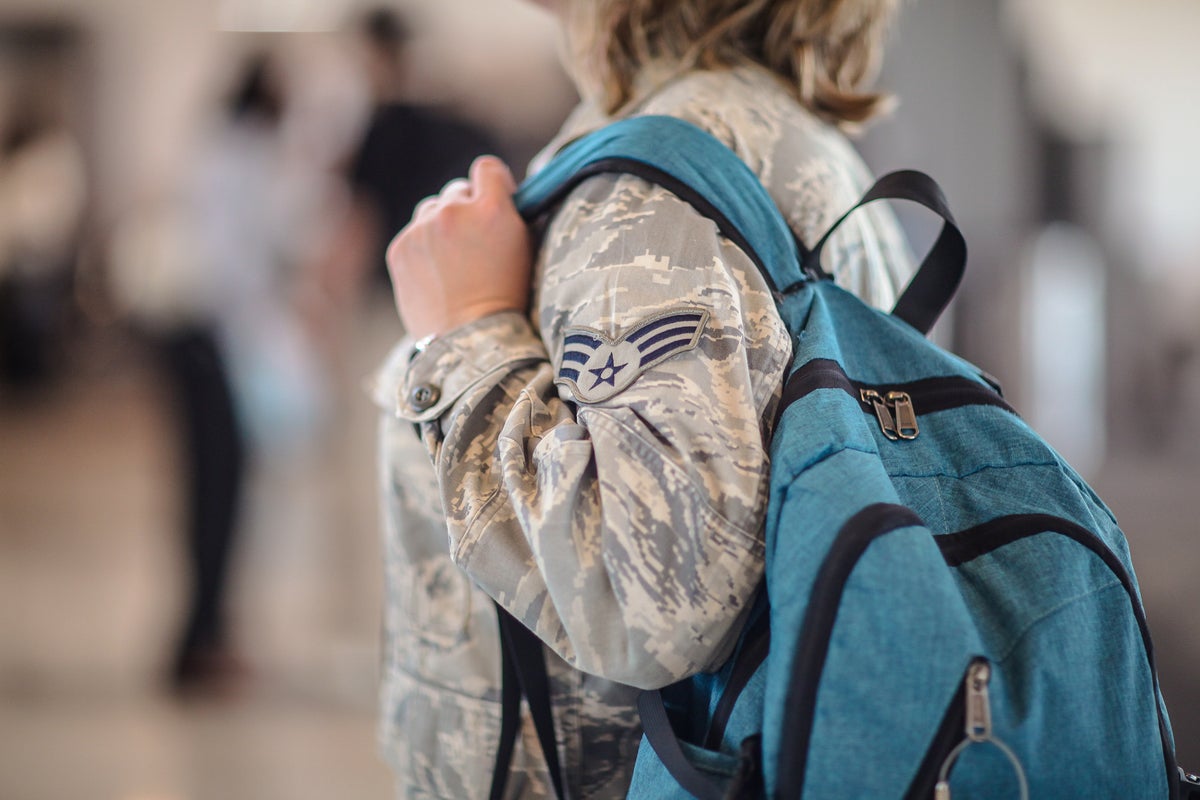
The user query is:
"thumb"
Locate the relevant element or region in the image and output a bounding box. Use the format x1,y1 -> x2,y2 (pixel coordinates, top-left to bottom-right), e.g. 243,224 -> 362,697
470,155 -> 518,198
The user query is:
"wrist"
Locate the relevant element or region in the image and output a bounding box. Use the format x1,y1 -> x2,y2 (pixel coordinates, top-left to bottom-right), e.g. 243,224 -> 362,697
437,303 -> 528,339
402,303 -> 526,343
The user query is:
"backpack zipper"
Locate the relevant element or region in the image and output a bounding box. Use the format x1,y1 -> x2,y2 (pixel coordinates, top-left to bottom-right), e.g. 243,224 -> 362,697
902,514 -> 1178,799
778,358 -> 1014,440
775,507 -> 1178,799
932,659 -> 1028,800
859,388 -> 920,440
903,660 -> 974,800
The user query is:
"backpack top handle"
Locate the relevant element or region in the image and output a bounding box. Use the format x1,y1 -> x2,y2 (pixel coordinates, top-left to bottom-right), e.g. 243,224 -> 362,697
798,169 -> 968,335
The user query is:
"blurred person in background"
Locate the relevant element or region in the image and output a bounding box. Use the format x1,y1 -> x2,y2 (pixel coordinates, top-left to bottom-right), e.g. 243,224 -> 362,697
111,52 -> 327,693
0,89 -> 86,393
372,0 -> 911,797
337,6 -> 500,296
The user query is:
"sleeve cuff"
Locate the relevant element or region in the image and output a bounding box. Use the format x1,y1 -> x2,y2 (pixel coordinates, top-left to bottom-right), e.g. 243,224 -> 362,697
395,311 -> 547,422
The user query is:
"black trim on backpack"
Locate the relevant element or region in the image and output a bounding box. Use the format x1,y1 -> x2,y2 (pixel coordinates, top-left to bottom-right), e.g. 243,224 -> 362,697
775,503 -> 925,798
778,358 -> 1015,427
931,514 -> 1179,799
704,609 -> 771,751
638,690 -> 728,800
634,597 -> 771,800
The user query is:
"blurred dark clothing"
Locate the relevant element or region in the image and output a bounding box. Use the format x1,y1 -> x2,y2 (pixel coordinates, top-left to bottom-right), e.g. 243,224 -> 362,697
349,103 -> 497,284
0,270 -> 71,390
159,325 -> 246,687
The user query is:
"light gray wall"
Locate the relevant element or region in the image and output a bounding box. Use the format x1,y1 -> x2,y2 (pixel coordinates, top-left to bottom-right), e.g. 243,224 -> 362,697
859,0 -> 1036,400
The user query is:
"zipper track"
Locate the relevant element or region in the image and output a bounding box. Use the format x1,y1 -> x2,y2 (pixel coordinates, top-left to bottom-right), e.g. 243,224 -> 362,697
930,514 -> 1178,799
902,658 -> 987,800
776,509 -> 1178,800
778,358 -> 1014,423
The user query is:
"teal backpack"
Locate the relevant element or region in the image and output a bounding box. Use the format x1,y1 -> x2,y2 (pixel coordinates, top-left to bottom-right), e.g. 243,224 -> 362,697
496,115 -> 1193,800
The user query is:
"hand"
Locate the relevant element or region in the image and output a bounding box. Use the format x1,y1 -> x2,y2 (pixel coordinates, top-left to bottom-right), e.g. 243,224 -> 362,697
386,156 -> 532,340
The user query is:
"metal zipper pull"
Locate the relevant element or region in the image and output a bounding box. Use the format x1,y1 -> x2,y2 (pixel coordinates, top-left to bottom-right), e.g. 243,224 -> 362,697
934,662 -> 992,800
888,391 -> 919,440
934,660 -> 1028,800
861,389 -> 899,439
965,661 -> 992,741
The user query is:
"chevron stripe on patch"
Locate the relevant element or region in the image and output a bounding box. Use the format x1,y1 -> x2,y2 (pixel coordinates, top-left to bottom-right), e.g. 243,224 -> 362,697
556,307 -> 709,403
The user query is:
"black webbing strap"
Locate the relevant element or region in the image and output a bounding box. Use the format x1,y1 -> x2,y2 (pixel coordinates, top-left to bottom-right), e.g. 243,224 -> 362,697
703,609 -> 771,751
489,627 -> 523,800
490,603 -> 567,800
637,690 -> 726,800
635,596 -> 770,800
799,170 -> 967,336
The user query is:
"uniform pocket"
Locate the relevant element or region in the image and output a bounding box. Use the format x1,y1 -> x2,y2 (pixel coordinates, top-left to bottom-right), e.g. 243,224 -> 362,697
382,666 -> 505,800
408,556 -> 475,652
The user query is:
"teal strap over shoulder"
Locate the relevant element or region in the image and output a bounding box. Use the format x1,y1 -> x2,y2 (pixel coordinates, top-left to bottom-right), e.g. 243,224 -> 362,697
513,115 -> 807,295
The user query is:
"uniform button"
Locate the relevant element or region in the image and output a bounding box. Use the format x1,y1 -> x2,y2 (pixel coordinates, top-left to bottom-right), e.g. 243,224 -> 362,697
409,384 -> 440,411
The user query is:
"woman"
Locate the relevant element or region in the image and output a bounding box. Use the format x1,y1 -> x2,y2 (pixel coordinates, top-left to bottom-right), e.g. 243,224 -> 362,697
373,1 -> 911,797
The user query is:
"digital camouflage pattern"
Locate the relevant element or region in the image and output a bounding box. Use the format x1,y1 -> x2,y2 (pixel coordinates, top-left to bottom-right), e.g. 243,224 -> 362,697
373,64 -> 914,799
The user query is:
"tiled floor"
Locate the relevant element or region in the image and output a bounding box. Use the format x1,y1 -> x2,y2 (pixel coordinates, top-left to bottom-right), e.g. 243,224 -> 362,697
1,299 -> 1197,799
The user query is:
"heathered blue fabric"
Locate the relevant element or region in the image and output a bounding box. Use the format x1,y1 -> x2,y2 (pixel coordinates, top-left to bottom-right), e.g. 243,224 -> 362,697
528,116 -> 1175,799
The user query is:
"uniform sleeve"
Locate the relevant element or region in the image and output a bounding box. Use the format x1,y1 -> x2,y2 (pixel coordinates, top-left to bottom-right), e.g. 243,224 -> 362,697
393,173 -> 792,689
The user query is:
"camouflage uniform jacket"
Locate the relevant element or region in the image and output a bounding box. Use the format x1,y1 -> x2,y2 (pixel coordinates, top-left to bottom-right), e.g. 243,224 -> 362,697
372,64 -> 915,799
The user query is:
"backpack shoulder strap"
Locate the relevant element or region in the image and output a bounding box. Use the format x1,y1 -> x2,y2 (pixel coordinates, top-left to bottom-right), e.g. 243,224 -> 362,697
514,114 -> 806,296
490,603 -> 567,800
516,115 -> 967,336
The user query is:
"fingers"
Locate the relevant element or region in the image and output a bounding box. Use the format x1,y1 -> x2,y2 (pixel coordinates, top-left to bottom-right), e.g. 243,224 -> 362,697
412,195 -> 439,222
409,156 -> 515,227
441,177 -> 472,201
470,155 -> 517,197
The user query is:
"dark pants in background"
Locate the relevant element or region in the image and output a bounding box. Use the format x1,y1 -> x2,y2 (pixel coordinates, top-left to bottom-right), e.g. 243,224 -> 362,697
0,271 -> 71,392
159,325 -> 246,688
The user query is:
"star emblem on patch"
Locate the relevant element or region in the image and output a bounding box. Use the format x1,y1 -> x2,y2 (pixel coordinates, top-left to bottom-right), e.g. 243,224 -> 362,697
556,307 -> 710,403
588,353 -> 626,389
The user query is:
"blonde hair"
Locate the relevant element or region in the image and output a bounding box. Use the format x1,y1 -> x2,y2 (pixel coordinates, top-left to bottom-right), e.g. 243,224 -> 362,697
564,0 -> 898,129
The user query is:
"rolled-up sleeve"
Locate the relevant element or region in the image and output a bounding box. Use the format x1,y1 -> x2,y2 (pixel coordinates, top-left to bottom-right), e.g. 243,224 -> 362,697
392,173 -> 791,689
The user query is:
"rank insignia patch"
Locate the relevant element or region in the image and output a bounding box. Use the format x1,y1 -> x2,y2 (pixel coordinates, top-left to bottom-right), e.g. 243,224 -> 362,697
556,307 -> 710,403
